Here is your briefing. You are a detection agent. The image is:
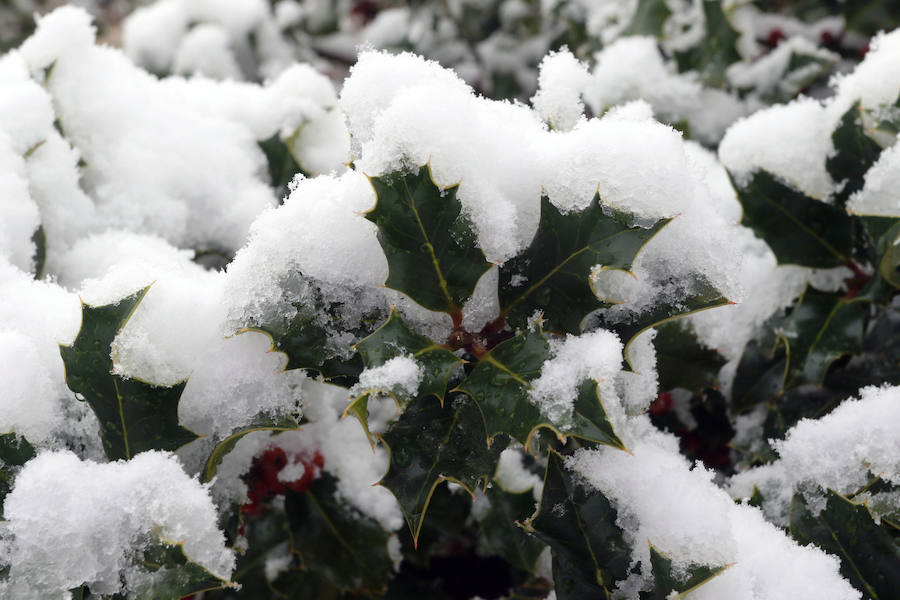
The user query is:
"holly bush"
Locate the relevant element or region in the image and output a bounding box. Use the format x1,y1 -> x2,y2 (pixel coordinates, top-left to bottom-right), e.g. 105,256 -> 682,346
0,2 -> 898,600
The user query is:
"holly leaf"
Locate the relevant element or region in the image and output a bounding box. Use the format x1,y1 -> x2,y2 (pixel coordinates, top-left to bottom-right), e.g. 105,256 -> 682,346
0,433 -> 36,509
59,287 -> 198,461
674,0 -> 740,88
355,309 -> 464,403
499,194 -> 669,334
622,0 -> 671,37
454,329 -> 550,444
790,490 -> 900,600
135,540 -> 233,599
731,341 -> 786,414
379,396 -> 507,545
285,473 -> 395,594
829,102 -> 883,207
593,277 -> 730,367
776,289 -> 868,390
531,380 -> 627,451
524,452 -> 631,599
258,133 -> 303,199
479,486 -> 545,572
873,220 -> 900,290
31,225 -> 46,279
654,321 -> 727,393
366,166 -> 492,315
735,170 -> 853,268
640,543 -> 728,599
203,415 -> 300,482
260,316 -> 364,384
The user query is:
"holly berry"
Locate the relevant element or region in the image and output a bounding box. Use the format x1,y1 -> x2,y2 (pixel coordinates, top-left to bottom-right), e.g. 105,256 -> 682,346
649,392 -> 673,416
764,28 -> 786,49
241,446 -> 324,515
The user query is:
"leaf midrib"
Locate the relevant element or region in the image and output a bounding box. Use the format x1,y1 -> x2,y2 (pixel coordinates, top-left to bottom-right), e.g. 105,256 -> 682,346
502,228 -> 635,316
402,178 -> 456,312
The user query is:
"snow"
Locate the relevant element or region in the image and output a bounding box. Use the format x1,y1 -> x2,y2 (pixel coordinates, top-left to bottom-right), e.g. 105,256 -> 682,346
529,329 -> 623,425
531,49 -> 591,131
847,143 -> 900,217
730,385 -> 900,525
568,421 -> 862,600
719,97 -> 833,200
354,355 -> 424,398
0,451 -> 234,597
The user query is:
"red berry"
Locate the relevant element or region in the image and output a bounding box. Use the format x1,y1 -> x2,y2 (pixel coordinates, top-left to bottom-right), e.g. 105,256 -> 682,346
649,392 -> 673,416
765,28 -> 786,48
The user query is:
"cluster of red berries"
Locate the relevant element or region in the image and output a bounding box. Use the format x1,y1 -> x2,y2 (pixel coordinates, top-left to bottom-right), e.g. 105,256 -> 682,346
241,446 -> 324,516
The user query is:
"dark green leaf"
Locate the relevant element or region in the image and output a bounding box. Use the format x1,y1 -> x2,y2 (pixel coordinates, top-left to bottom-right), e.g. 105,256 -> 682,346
0,433 -> 36,510
532,380 -> 626,451
735,170 -> 853,268
790,490 -> 900,599
59,288 -> 198,461
499,195 -> 669,334
285,473 -> 395,594
674,0 -> 740,88
479,486 -> 545,572
777,289 -> 868,390
31,225 -> 46,279
828,102 -> 883,206
366,166 -> 492,314
731,340 -> 786,414
654,321 -> 727,393
454,329 -> 550,444
136,541 -> 232,599
874,221 -> 900,290
258,134 -> 303,199
203,416 -> 300,483
355,309 -> 463,402
593,278 -> 730,368
622,0 -> 671,37
258,315 -> 365,384
379,396 -> 507,545
525,452 -> 630,599
640,543 -> 728,599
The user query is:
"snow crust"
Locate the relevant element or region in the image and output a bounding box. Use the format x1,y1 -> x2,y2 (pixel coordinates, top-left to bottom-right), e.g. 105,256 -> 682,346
568,419 -> 862,600
730,385 -> 900,524
0,451 -> 234,597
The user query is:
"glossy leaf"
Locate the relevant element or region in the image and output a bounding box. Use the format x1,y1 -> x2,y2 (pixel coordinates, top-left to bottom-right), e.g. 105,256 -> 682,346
454,329 -> 550,444
790,490 -> 900,599
379,396 -> 507,545
31,225 -> 46,279
622,0 -> 670,37
499,194 -> 669,334
59,288 -> 198,460
532,380 -> 627,450
731,340 -> 786,414
480,486 -> 545,572
524,452 -> 630,599
285,473 -> 395,594
654,321 -> 727,393
136,540 -> 233,599
873,221 -> 900,290
258,133 -> 303,198
261,316 -> 365,384
203,416 -> 300,482
736,170 -> 853,268
355,309 -> 464,402
640,543 -> 728,599
0,433 -> 35,509
828,102 -> 883,206
593,278 -> 730,367
366,166 -> 491,314
674,0 -> 740,88
777,289 -> 868,390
